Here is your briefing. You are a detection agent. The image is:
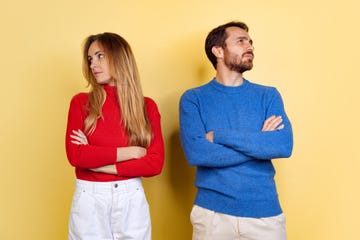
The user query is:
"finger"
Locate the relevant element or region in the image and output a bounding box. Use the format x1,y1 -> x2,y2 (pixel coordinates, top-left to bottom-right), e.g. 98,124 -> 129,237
72,129 -> 81,135
263,117 -> 279,131
268,117 -> 283,130
71,140 -> 81,145
72,129 -> 84,136
71,139 -> 87,145
70,135 -> 87,145
77,129 -> 86,137
264,116 -> 276,125
76,130 -> 88,144
71,130 -> 88,144
70,135 -> 84,142
262,116 -> 275,131
262,116 -> 282,131
276,124 -> 285,130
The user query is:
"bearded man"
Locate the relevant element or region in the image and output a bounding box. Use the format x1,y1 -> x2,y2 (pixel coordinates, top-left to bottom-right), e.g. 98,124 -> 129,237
179,21 -> 293,240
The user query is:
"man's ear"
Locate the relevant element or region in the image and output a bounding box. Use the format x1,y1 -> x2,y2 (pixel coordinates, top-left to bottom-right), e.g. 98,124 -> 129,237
212,46 -> 223,58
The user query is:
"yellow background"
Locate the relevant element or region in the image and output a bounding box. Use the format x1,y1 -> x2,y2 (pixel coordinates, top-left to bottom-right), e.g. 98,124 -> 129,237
1,0 -> 359,239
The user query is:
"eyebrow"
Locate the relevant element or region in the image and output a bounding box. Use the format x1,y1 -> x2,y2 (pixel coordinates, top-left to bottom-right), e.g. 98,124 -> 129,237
236,36 -> 253,44
87,51 -> 104,59
237,36 -> 250,40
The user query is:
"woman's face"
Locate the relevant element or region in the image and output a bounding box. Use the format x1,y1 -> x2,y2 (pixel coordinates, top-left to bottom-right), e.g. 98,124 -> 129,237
87,41 -> 114,86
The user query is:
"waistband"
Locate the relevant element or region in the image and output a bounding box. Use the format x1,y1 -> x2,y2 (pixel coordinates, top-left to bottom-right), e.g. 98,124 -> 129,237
75,178 -> 143,194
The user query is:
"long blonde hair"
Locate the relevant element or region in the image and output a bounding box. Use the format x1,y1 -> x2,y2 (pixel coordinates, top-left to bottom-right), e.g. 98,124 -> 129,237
82,32 -> 152,147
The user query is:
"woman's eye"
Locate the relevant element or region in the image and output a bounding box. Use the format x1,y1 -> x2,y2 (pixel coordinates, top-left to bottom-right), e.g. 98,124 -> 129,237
99,53 -> 105,59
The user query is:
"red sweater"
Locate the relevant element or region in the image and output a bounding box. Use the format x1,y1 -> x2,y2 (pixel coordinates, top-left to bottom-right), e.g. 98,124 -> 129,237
65,85 -> 164,181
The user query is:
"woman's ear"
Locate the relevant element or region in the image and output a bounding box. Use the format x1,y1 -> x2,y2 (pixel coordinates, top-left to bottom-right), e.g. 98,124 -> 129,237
211,46 -> 224,58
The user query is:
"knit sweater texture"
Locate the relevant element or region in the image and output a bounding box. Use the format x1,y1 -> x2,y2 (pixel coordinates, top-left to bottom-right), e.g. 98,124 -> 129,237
179,79 -> 293,217
66,85 -> 164,182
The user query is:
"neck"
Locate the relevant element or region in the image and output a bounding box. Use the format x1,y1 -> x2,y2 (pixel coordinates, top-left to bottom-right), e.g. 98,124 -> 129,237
215,67 -> 244,86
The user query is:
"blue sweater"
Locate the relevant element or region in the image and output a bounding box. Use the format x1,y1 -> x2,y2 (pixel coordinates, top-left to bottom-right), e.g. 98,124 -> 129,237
179,79 -> 293,218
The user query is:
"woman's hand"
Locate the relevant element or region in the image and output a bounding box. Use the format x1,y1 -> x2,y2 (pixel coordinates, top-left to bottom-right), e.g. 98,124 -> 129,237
70,129 -> 88,145
71,129 -> 146,165
91,164 -> 117,174
116,146 -> 147,162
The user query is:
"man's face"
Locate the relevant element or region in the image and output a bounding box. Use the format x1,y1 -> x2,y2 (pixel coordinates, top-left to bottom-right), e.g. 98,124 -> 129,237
222,26 -> 254,73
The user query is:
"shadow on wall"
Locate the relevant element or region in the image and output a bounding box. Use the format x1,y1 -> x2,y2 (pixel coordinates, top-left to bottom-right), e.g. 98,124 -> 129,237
168,130 -> 196,207
144,31 -> 213,239
157,129 -> 196,239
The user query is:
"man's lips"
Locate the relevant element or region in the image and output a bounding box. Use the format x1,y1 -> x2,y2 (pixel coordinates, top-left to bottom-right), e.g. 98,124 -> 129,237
243,52 -> 254,58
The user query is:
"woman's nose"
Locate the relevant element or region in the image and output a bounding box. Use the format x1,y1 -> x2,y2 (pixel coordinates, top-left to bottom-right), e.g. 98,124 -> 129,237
90,60 -> 97,69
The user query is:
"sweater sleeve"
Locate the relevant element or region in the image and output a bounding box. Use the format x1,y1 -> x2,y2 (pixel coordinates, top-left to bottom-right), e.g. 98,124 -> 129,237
115,98 -> 165,177
179,90 -> 253,168
65,94 -> 117,169
214,88 -> 293,160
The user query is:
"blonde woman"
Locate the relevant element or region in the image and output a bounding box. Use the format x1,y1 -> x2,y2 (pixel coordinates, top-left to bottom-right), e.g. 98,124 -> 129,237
65,32 -> 164,239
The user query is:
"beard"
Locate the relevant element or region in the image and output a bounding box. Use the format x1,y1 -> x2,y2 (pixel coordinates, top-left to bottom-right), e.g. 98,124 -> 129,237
225,54 -> 253,73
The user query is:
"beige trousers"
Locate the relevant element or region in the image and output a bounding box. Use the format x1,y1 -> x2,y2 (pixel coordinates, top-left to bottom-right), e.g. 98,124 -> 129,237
191,205 -> 287,240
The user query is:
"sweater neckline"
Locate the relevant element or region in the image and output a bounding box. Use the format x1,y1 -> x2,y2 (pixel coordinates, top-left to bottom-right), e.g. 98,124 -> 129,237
103,85 -> 117,95
210,78 -> 249,93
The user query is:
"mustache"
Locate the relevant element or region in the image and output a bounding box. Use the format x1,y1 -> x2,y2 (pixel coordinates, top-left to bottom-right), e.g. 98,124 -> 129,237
243,51 -> 254,57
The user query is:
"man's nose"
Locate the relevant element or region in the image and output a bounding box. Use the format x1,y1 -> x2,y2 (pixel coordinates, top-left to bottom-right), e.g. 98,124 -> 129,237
247,42 -> 254,51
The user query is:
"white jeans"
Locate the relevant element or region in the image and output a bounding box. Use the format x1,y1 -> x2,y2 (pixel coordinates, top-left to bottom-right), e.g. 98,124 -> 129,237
191,205 -> 287,240
68,178 -> 151,240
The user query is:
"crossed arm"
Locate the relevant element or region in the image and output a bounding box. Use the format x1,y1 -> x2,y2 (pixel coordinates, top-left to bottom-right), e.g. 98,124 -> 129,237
72,116 -> 281,173
205,115 -> 284,142
70,129 -> 146,174
179,88 -> 293,167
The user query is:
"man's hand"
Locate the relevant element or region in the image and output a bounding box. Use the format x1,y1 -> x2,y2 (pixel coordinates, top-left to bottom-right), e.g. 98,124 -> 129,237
262,115 -> 284,131
205,131 -> 214,142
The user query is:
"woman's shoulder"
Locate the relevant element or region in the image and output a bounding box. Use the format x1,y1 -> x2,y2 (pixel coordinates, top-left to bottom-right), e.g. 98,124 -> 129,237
144,97 -> 160,115
71,92 -> 89,102
68,92 -> 89,109
144,97 -> 157,107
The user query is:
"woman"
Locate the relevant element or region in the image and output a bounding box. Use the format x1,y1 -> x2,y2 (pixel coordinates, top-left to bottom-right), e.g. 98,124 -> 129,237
65,32 -> 164,239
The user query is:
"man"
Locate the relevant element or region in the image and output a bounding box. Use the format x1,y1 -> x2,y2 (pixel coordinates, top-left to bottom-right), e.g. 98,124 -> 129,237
179,21 -> 293,240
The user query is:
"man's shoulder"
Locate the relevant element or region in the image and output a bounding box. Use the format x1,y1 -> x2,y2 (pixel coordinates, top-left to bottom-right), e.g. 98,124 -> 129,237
246,80 -> 283,103
181,83 -> 215,105
246,80 -> 276,91
182,81 -> 213,96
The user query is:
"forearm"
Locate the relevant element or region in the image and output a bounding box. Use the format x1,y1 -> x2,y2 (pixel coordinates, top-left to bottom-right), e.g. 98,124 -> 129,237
213,126 -> 293,159
115,99 -> 165,178
66,143 -> 117,169
115,153 -> 164,177
116,146 -> 146,162
212,89 -> 293,160
115,135 -> 164,177
91,164 -> 117,174
180,96 -> 253,167
181,133 -> 253,167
